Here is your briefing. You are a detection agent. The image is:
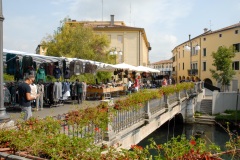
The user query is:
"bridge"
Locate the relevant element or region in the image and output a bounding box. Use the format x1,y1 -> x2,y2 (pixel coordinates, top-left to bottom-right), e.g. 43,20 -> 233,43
102,82 -> 204,149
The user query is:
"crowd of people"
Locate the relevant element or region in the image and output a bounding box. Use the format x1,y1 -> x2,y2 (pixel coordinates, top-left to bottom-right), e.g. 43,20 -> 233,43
18,74 -> 175,121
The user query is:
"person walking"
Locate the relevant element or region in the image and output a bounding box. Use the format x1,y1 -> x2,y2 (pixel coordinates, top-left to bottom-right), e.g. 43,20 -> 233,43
18,75 -> 39,120
75,79 -> 83,104
134,78 -> 139,92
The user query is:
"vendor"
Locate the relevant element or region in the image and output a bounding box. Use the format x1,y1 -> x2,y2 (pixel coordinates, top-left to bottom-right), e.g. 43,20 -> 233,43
110,76 -> 116,87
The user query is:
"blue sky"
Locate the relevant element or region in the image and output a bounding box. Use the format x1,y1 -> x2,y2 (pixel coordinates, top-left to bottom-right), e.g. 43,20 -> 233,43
2,0 -> 240,63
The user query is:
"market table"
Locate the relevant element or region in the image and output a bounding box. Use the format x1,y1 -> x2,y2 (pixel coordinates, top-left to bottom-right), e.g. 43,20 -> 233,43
87,86 -> 124,100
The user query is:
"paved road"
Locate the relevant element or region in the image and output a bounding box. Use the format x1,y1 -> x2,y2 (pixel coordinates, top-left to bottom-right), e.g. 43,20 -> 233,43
6,100 -> 103,122
6,96 -> 125,122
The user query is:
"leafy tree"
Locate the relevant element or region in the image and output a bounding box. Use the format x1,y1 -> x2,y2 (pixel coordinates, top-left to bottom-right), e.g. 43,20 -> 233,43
41,18 -> 111,63
210,46 -> 236,91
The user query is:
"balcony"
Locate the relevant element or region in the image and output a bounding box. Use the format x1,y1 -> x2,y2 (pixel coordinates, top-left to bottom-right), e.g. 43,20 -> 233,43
188,69 -> 198,76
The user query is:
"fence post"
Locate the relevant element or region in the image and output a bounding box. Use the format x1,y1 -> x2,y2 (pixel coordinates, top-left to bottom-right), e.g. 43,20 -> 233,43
164,94 -> 169,111
144,101 -> 151,119
103,115 -> 116,141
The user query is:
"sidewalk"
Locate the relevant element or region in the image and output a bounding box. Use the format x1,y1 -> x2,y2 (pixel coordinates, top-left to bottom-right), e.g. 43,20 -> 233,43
6,96 -> 125,122
6,100 -> 102,122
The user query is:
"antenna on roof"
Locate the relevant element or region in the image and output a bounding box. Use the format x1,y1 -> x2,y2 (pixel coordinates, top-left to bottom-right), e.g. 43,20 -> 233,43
209,20 -> 212,30
130,1 -> 132,26
102,0 -> 103,21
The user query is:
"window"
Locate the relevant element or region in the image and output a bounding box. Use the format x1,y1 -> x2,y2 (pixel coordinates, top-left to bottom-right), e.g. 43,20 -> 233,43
235,30 -> 238,34
203,38 -> 206,41
117,35 -> 123,43
192,63 -> 198,69
233,43 -> 240,52
232,61 -> 239,70
203,48 -> 206,56
182,63 -> 184,70
219,34 -> 222,37
203,62 -> 206,71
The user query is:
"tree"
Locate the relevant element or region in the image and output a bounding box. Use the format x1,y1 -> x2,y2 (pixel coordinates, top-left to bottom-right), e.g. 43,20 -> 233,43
210,46 -> 236,91
41,18 -> 110,63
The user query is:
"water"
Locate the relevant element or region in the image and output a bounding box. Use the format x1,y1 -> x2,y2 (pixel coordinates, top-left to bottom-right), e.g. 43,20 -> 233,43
138,121 -> 232,159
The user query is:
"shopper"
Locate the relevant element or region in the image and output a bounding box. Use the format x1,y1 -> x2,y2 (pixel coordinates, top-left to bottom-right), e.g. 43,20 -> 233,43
18,75 -> 39,120
75,79 -> 83,104
134,78 -> 139,92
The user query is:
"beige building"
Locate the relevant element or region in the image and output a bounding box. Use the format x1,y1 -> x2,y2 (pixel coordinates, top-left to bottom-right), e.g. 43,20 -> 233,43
78,15 -> 151,66
172,22 -> 240,91
36,44 -> 47,55
37,15 -> 151,67
149,59 -> 173,76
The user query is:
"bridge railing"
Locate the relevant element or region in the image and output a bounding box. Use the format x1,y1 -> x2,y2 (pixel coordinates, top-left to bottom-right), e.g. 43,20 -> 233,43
111,107 -> 145,133
148,97 -> 165,115
54,82 -> 203,143
103,86 -> 197,141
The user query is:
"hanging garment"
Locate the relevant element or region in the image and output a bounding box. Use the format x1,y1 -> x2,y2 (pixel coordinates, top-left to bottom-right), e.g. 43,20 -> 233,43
84,62 -> 92,73
61,82 -> 71,100
47,63 -> 55,76
36,68 -> 46,83
64,67 -> 71,79
14,57 -> 23,81
22,55 -> 33,75
53,67 -> 62,79
53,81 -> 62,101
74,60 -> 83,75
6,53 -> 17,75
36,84 -> 44,110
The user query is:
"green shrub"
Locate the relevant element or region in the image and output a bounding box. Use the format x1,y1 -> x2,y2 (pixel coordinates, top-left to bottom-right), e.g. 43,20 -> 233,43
3,74 -> 14,81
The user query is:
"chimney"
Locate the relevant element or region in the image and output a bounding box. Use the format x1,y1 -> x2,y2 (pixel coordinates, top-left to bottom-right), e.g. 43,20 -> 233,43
203,28 -> 208,33
110,15 -> 114,26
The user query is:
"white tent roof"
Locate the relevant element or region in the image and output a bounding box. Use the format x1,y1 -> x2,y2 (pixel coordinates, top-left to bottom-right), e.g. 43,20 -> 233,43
114,63 -> 140,71
3,49 -> 64,64
3,49 -> 112,68
136,65 -> 160,73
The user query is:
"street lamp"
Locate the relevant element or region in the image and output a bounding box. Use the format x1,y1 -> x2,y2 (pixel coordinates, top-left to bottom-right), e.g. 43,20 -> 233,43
184,34 -> 200,81
0,0 -> 10,122
109,47 -> 123,64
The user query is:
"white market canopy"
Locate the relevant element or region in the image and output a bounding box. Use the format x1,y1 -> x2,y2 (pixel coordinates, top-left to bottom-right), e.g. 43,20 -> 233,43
3,49 -> 111,69
3,49 -> 160,73
114,63 -> 140,71
136,65 -> 160,73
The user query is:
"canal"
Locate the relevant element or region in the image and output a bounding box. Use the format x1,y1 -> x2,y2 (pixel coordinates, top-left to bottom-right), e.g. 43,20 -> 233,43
138,120 -> 232,159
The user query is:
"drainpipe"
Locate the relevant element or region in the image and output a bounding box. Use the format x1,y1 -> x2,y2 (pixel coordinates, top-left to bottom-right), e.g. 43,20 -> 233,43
139,31 -> 141,66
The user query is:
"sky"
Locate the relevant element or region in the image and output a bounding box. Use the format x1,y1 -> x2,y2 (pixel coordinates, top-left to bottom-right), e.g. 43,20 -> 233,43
2,0 -> 240,63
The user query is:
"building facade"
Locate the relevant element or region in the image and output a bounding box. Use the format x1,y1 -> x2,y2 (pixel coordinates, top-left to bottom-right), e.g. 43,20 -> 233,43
36,44 -> 47,55
62,15 -> 151,66
172,22 -> 240,91
149,59 -> 173,77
